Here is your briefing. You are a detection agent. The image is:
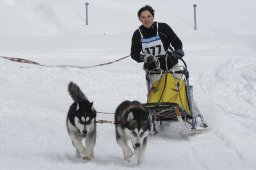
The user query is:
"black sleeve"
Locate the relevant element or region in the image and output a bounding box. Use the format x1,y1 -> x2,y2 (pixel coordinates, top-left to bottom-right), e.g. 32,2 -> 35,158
163,23 -> 183,50
130,30 -> 143,63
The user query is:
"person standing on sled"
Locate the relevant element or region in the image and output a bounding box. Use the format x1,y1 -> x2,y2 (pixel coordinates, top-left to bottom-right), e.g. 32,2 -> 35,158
130,5 -> 208,129
130,5 -> 184,90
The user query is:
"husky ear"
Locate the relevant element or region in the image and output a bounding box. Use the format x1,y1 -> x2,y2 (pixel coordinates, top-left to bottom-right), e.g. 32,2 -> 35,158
76,102 -> 80,111
127,112 -> 134,122
90,102 -> 94,110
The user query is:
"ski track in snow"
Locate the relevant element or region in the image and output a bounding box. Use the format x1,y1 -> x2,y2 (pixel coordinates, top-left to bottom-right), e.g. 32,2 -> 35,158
195,54 -> 256,170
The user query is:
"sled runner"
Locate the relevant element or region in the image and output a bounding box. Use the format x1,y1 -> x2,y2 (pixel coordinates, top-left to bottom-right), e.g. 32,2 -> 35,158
143,54 -> 208,133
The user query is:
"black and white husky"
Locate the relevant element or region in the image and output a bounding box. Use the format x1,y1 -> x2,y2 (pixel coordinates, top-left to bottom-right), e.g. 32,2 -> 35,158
115,100 -> 151,165
66,81 -> 96,160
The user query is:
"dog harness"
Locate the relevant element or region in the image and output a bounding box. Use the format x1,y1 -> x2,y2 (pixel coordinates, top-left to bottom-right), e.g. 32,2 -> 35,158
138,22 -> 166,56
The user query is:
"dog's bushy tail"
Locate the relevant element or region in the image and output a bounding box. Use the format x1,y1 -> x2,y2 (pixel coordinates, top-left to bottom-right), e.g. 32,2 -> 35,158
68,81 -> 87,102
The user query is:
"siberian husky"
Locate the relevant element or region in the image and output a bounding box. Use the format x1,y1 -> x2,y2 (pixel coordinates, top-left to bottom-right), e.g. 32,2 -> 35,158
115,100 -> 151,165
66,81 -> 96,160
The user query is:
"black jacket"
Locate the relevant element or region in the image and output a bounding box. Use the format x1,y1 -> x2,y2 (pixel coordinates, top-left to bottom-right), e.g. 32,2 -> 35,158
130,22 -> 183,70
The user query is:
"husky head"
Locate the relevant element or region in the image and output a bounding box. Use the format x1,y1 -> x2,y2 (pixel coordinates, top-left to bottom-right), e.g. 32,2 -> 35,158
73,101 -> 96,137
123,107 -> 151,150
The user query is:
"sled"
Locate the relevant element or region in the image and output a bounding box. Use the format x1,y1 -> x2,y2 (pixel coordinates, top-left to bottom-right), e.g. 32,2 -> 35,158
143,54 -> 208,133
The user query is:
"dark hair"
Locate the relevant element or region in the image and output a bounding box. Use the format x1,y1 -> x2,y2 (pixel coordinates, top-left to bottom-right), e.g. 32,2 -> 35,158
137,5 -> 155,18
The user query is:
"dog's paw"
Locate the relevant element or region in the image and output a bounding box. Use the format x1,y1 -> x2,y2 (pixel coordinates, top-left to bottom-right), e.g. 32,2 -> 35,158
82,156 -> 92,160
83,149 -> 93,160
124,148 -> 133,161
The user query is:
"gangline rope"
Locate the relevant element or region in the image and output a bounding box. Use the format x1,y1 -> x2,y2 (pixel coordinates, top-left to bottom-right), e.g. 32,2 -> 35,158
0,55 -> 130,69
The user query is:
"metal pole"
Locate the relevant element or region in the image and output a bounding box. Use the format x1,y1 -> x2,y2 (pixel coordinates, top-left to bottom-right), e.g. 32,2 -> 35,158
85,2 -> 89,25
193,4 -> 197,30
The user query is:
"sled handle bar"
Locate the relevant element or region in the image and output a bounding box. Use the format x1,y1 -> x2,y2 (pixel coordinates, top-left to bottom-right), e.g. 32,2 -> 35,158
153,54 -> 189,79
154,54 -> 187,69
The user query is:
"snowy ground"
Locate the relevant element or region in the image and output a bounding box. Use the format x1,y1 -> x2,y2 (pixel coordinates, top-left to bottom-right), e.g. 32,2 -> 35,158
1,0 -> 256,170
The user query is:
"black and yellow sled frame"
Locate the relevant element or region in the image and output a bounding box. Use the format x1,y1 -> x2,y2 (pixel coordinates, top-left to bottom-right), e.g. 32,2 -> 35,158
143,54 -> 207,133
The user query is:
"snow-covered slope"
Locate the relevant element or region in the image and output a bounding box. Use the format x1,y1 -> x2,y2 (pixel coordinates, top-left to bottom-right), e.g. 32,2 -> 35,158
0,0 -> 256,170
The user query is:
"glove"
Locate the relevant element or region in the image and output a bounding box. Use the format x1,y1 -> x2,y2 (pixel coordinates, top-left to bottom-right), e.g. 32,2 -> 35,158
173,49 -> 184,59
143,54 -> 156,63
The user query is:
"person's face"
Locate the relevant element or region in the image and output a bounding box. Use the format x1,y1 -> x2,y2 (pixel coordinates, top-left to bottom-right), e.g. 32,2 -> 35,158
139,10 -> 154,28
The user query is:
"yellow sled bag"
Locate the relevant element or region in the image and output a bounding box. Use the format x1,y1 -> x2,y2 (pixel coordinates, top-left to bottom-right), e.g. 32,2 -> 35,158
147,73 -> 191,114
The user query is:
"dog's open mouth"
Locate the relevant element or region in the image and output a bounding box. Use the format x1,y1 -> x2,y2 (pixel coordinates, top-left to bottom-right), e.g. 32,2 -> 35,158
80,133 -> 87,137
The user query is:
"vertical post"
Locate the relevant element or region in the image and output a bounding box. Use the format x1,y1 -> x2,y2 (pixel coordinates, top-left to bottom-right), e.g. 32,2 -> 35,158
193,4 -> 197,30
85,2 -> 89,25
